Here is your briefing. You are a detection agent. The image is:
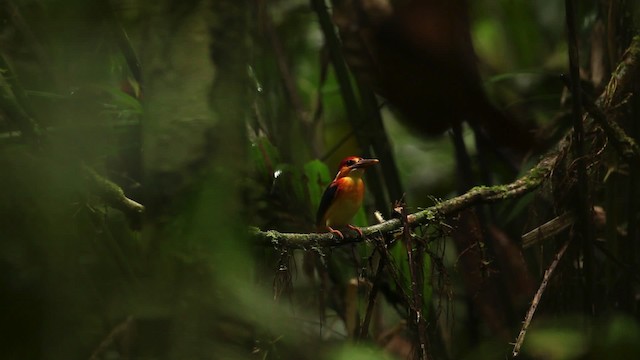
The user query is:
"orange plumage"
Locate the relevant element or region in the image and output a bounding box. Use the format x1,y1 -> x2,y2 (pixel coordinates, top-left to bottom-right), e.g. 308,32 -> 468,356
316,156 -> 379,238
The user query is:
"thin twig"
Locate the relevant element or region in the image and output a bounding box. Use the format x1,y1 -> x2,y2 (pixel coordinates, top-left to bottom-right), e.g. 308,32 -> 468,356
357,250 -> 384,340
89,316 -> 134,360
402,202 -> 430,360
375,237 -> 415,313
357,214 -> 388,340
512,239 -> 571,357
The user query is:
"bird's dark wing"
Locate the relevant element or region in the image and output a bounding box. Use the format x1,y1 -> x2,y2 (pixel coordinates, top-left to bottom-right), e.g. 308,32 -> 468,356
316,181 -> 339,227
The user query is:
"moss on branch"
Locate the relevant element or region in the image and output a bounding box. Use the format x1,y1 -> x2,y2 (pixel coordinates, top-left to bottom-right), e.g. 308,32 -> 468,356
83,166 -> 144,218
589,35 -> 640,163
251,152 -> 558,249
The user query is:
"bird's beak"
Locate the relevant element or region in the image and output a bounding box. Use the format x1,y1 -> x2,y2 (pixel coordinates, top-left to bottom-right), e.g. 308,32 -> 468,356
352,158 -> 379,169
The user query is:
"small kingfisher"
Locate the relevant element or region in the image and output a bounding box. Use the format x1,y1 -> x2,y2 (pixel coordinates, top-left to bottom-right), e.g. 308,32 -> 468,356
316,156 -> 379,239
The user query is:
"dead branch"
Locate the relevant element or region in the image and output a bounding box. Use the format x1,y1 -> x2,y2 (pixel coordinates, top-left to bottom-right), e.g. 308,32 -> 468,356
357,213 -> 387,340
512,240 -> 570,357
522,212 -> 576,249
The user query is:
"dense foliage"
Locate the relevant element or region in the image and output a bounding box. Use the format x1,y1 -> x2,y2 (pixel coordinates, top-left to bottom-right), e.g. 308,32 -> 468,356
1,0 -> 639,359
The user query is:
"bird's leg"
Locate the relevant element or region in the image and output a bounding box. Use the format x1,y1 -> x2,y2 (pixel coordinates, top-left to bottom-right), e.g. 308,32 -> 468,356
347,224 -> 363,237
327,226 -> 345,240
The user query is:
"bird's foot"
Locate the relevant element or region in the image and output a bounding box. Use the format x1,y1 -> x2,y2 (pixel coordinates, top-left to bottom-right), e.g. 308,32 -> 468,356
347,224 -> 363,237
327,227 -> 345,240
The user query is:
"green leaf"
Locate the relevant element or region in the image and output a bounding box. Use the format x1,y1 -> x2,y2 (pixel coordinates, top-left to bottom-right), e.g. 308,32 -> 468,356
303,159 -> 331,216
250,137 -> 281,181
100,85 -> 143,114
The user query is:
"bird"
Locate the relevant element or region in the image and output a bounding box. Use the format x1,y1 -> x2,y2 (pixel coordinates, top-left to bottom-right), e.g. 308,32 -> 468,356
316,156 -> 379,239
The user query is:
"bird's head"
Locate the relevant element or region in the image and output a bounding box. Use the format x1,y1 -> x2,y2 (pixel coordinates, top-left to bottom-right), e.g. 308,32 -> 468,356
335,156 -> 379,179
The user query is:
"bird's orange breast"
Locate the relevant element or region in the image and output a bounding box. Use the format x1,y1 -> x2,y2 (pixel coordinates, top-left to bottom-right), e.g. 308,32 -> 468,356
322,177 -> 364,227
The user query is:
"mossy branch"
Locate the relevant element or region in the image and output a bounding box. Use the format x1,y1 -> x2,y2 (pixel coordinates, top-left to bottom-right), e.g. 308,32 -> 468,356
251,152 -> 558,249
588,35 -> 640,163
251,35 -> 640,250
83,165 -> 145,218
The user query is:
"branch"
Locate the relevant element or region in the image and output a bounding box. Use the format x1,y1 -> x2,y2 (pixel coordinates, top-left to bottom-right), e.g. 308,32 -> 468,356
512,239 -> 570,357
599,36 -> 640,110
251,153 -> 558,249
589,35 -> 640,163
521,212 -> 576,249
83,165 -> 145,219
584,98 -> 640,163
402,202 -> 430,360
357,255 -> 384,340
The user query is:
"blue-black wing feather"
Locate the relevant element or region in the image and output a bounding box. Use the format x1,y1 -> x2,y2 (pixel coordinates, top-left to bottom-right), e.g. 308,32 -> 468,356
316,182 -> 339,227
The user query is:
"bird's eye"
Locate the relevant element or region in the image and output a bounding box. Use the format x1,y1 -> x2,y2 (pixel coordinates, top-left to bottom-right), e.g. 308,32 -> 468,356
345,159 -> 356,166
